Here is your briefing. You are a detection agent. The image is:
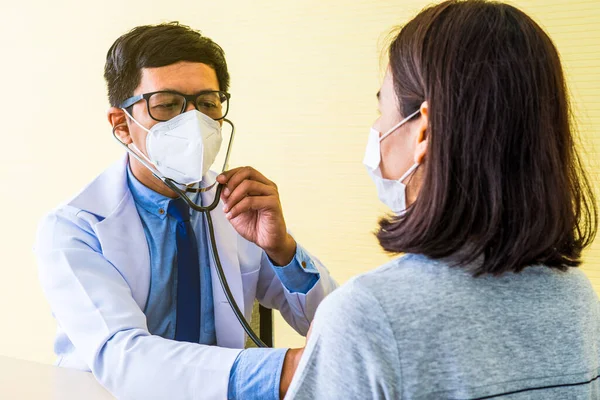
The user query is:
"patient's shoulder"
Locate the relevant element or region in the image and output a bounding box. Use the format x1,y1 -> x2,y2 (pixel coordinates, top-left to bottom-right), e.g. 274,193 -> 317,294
359,253 -> 451,281
351,253 -> 452,295
332,253 -> 468,321
310,277 -> 390,344
293,271 -> 403,398
313,253 -> 470,337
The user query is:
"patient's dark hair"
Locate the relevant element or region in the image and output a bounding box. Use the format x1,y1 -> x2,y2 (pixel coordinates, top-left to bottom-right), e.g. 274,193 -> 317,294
378,0 -> 597,275
104,22 -> 229,107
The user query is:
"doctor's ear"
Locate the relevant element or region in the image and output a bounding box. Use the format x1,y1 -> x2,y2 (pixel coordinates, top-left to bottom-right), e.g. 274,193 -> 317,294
414,101 -> 429,164
107,107 -> 132,145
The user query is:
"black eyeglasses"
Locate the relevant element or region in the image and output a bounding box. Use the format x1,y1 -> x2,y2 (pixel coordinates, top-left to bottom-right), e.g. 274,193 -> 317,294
119,90 -> 231,122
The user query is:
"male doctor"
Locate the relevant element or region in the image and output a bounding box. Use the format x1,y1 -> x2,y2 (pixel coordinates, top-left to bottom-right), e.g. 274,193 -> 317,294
35,22 -> 337,400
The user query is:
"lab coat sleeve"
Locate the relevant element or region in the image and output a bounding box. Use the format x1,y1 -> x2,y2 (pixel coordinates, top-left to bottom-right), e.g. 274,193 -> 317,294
35,207 -> 241,400
255,241 -> 339,336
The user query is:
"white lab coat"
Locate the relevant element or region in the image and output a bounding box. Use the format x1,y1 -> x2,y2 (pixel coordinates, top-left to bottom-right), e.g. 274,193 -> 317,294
35,155 -> 337,400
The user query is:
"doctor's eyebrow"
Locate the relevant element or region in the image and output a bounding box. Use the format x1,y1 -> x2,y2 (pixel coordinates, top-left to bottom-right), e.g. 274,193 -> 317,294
155,87 -> 220,94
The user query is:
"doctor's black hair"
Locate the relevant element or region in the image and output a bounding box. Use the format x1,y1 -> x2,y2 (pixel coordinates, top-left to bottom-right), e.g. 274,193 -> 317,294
378,0 -> 597,275
104,22 -> 230,107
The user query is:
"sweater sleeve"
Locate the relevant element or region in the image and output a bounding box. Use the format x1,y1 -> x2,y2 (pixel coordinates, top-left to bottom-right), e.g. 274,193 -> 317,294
285,278 -> 402,400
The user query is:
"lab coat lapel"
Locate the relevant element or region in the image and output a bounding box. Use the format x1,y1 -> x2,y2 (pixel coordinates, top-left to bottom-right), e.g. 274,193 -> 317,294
74,155 -> 151,311
95,194 -> 150,311
201,183 -> 245,349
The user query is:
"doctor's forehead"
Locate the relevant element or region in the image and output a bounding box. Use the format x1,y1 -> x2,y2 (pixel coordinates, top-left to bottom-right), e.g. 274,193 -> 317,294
135,61 -> 220,95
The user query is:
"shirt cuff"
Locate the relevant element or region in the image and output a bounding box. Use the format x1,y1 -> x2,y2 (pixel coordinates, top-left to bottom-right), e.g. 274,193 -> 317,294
228,348 -> 288,400
269,244 -> 320,294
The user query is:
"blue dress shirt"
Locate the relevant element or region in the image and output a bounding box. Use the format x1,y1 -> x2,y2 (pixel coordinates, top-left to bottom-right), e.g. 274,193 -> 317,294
126,166 -> 320,400
127,166 -> 215,344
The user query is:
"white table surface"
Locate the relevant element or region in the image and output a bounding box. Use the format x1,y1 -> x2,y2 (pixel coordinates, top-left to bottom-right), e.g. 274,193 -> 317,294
0,356 -> 114,399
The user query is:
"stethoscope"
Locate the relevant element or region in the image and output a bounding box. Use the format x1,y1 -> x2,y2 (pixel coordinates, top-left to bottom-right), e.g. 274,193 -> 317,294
112,119 -> 268,348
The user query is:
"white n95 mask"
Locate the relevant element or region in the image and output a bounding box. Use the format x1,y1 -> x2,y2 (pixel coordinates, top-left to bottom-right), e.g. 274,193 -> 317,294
363,109 -> 420,214
127,110 -> 223,186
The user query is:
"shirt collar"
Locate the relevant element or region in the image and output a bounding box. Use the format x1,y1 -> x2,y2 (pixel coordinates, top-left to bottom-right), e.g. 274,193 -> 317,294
126,164 -> 172,220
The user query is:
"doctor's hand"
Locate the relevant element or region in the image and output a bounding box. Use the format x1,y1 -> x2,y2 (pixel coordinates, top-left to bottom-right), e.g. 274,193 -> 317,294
217,167 -> 296,266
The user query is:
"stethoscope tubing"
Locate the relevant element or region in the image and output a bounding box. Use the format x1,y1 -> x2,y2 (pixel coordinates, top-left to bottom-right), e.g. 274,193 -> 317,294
112,118 -> 268,348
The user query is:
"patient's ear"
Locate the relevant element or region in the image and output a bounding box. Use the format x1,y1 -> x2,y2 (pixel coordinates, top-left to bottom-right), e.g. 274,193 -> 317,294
108,107 -> 132,145
414,102 -> 429,164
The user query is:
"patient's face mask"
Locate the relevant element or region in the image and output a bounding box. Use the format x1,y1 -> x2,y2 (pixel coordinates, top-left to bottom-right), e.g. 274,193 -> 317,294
125,109 -> 223,186
363,109 -> 420,214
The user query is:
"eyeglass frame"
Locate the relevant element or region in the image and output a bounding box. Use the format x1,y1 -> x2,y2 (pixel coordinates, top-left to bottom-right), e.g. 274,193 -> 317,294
119,90 -> 231,122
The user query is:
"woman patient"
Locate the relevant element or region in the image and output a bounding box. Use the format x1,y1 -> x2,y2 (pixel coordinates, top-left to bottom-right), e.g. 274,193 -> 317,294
286,1 -> 599,399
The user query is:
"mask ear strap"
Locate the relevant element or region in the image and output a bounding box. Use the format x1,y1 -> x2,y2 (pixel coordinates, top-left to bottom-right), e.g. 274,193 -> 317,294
129,143 -> 155,167
111,120 -> 163,179
399,163 -> 420,183
122,108 -> 151,133
380,109 -> 421,142
111,119 -> 155,169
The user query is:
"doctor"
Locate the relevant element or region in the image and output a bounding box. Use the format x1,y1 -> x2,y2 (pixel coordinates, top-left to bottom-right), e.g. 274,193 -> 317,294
35,22 -> 337,400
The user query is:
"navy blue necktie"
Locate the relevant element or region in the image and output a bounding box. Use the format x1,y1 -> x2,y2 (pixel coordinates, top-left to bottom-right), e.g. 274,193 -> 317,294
168,198 -> 200,343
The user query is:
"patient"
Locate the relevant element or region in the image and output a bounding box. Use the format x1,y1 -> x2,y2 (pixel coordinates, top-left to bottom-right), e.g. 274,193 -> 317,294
286,1 -> 600,399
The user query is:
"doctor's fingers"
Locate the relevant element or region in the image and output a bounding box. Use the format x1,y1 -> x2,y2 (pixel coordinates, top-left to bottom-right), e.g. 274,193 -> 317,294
222,180 -> 278,213
226,195 -> 280,220
218,166 -> 276,194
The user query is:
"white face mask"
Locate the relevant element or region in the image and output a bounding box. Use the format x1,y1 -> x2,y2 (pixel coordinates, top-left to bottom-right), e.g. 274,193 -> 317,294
363,109 -> 420,214
125,109 -> 223,186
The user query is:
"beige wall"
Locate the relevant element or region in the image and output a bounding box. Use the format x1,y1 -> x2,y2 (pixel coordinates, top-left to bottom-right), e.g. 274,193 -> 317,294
0,0 -> 598,364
